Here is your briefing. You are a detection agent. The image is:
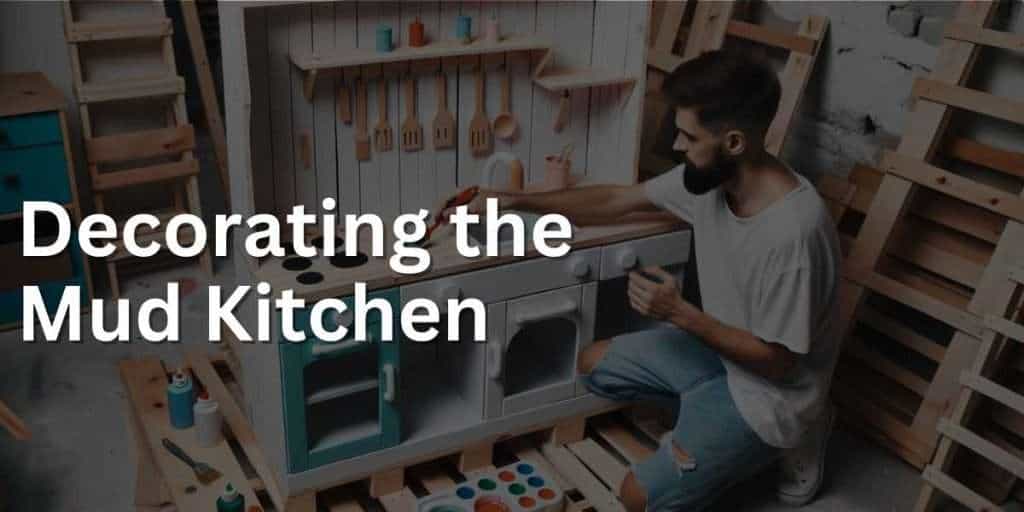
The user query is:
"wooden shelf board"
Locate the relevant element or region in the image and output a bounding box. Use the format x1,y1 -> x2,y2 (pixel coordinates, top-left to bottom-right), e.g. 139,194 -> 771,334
76,75 -> 184,104
291,35 -> 551,71
306,378 -> 379,406
65,19 -> 172,43
534,68 -> 636,92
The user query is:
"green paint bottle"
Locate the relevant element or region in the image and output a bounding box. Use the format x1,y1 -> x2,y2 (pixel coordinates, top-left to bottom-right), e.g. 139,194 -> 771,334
216,483 -> 244,512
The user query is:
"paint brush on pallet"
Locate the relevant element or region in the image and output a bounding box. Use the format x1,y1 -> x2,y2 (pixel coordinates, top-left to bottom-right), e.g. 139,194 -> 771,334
162,438 -> 222,485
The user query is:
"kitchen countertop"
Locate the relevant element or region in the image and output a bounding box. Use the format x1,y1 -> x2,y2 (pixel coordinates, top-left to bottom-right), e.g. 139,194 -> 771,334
254,213 -> 689,301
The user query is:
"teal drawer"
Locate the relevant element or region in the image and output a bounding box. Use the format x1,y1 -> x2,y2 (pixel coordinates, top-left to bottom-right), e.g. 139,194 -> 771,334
0,112 -> 62,149
0,144 -> 71,214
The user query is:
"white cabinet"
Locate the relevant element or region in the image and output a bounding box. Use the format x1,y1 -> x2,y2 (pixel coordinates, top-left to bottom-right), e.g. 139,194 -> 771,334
599,230 -> 691,279
484,283 -> 598,419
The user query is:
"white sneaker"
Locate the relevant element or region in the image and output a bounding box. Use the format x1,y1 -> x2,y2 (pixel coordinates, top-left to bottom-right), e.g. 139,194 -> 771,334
777,403 -> 836,506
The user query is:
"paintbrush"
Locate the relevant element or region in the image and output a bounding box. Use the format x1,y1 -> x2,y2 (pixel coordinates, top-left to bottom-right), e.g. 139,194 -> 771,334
421,186 -> 480,246
162,438 -> 222,485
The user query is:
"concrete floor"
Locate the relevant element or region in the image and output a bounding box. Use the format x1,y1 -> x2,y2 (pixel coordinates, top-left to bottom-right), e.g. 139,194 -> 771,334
1,261 -> 963,512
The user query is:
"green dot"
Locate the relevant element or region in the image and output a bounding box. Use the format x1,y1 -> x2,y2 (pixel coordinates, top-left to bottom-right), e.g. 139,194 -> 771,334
509,483 -> 526,495
478,478 -> 496,490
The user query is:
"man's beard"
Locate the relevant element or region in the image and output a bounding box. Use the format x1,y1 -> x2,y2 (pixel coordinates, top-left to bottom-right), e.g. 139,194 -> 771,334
681,153 -> 739,195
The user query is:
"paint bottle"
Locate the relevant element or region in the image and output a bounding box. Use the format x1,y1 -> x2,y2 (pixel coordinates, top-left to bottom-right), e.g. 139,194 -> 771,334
194,391 -> 223,447
216,483 -> 244,512
166,371 -> 194,429
456,15 -> 472,44
409,17 -> 426,47
376,25 -> 393,53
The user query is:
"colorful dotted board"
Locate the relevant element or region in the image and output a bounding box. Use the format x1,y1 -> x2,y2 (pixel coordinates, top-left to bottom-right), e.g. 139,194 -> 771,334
416,462 -> 565,512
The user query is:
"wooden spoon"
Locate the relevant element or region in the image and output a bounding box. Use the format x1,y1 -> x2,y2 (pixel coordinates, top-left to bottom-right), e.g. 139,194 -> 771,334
432,72 -> 455,149
400,77 -> 423,152
469,70 -> 492,157
492,67 -> 517,141
374,79 -> 393,152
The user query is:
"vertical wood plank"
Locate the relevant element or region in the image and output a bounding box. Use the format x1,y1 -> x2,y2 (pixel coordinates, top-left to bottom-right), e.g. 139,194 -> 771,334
312,2 -> 338,216
267,4 -> 296,216
493,0 -> 536,188
290,4 -> 317,213
456,0 -> 483,188
399,2 -> 424,213
245,7 -> 275,215
357,2 -> 383,216
334,1 -> 360,215
529,1 -> 594,185
434,1 -> 461,200
379,0 -> 402,219
409,2 -> 443,212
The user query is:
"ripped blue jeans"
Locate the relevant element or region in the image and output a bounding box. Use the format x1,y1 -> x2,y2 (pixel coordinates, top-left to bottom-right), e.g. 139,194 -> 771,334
582,327 -> 779,511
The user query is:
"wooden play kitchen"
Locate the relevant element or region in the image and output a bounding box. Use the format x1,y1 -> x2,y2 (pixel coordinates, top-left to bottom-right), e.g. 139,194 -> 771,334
207,1 -> 831,510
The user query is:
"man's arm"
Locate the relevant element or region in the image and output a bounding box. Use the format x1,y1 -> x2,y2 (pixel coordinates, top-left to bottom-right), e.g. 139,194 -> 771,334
444,183 -> 661,226
630,267 -> 798,382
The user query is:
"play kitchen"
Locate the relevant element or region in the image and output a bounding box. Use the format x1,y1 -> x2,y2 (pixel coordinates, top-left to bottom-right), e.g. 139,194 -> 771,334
225,0 -> 656,499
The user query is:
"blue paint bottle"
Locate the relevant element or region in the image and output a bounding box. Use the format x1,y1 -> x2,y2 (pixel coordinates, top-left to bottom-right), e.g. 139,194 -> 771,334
376,25 -> 393,52
456,15 -> 472,44
216,483 -> 244,512
167,371 -> 195,429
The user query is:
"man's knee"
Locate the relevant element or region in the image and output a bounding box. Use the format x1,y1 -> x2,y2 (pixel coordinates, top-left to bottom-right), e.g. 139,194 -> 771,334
620,471 -> 648,512
578,339 -> 613,375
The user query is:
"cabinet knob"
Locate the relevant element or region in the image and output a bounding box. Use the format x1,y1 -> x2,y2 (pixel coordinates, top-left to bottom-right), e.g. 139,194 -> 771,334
618,249 -> 638,271
569,258 -> 590,279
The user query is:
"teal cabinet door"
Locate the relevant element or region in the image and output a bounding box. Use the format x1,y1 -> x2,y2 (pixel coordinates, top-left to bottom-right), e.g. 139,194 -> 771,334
280,288 -> 401,472
0,144 -> 72,214
0,112 -> 62,149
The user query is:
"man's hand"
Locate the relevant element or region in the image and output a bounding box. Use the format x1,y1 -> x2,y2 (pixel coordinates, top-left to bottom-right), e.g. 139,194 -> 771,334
628,266 -> 700,326
436,187 -> 506,224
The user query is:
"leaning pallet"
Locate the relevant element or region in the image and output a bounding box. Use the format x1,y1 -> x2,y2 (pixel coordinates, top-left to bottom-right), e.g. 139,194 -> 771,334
832,0 -> 1024,494
639,1 -> 828,175
62,0 -> 212,299
122,349 -> 678,512
914,266 -> 1024,512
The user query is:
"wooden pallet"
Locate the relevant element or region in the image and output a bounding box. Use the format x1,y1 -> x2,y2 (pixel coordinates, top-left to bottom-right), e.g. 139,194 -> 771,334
62,0 -> 213,299
916,267 -> 1024,512
828,0 -> 1024,502
640,1 -> 828,176
123,347 -> 675,512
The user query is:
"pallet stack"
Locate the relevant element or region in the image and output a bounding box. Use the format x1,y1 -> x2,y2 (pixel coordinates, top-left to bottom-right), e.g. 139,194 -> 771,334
640,1 -> 828,176
62,0 -> 212,298
816,2 -> 1024,506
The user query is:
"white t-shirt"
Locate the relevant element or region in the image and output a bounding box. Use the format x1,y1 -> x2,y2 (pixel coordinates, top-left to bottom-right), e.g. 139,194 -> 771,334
644,165 -> 842,448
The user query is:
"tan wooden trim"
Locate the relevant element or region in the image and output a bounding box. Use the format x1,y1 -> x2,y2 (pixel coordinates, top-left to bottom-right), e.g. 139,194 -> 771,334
858,305 -> 947,362
65,19 -> 172,42
567,438 -> 630,492
944,22 -> 1024,53
765,16 -> 828,156
86,125 -> 195,164
938,419 -> 1024,480
985,314 -> 1024,343
913,78 -> 1024,126
725,19 -> 819,54
882,150 -> 1024,224
76,76 -> 184,104
92,159 -> 199,191
919,465 -> 1001,512
960,372 -> 1024,418
945,137 -> 1024,180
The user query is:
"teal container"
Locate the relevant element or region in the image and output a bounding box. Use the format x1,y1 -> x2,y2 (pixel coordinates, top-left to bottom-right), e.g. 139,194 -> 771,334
166,372 -> 195,429
456,15 -> 472,44
376,25 -> 393,52
216,483 -> 244,512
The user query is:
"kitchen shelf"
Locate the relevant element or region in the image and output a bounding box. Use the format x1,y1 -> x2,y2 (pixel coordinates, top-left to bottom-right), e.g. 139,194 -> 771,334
291,35 -> 552,100
533,67 -> 636,93
306,378 -> 379,406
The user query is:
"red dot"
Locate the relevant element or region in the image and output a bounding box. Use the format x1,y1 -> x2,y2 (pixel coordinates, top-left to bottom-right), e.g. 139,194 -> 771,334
518,496 -> 536,507
538,488 -> 556,500
498,471 -> 515,482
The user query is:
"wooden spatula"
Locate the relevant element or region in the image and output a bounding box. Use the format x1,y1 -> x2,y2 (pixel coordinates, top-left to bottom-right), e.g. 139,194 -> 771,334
432,72 -> 455,149
401,77 -> 423,152
374,79 -> 393,152
469,70 -> 492,157
354,79 -> 371,161
337,80 -> 352,124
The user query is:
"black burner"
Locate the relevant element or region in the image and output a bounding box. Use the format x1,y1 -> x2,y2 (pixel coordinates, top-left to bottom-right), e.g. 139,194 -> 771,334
329,252 -> 369,268
296,272 -> 324,285
282,257 -> 313,271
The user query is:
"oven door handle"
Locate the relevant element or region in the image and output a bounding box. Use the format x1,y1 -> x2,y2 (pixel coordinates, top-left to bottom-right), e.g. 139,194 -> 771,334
487,340 -> 504,380
514,298 -> 580,326
381,363 -> 397,403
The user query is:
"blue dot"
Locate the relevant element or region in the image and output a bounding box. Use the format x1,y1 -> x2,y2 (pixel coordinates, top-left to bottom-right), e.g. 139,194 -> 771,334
528,476 -> 544,487
516,463 -> 534,475
456,486 -> 475,499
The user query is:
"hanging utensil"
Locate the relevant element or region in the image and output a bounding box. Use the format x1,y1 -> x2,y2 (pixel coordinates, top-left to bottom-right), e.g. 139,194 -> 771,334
374,79 -> 393,152
553,90 -> 570,133
432,72 -> 456,149
401,77 -> 423,152
354,78 -> 371,161
337,80 -> 352,124
469,69 -> 492,157
492,66 -> 517,141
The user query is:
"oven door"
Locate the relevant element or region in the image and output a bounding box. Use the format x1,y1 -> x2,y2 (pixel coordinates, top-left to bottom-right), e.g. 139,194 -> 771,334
485,283 -> 596,419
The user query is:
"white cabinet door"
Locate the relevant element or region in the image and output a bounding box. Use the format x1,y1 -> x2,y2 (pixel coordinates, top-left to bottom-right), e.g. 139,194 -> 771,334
485,283 -> 596,419
599,230 -> 692,280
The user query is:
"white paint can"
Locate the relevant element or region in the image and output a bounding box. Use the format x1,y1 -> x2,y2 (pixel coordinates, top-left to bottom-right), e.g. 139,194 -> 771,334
194,391 -> 223,447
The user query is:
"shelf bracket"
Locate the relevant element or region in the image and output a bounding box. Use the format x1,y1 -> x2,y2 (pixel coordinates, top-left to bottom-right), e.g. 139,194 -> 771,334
302,69 -> 318,101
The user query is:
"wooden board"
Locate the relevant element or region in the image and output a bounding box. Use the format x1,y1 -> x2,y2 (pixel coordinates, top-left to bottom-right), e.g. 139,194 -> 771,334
0,72 -> 67,117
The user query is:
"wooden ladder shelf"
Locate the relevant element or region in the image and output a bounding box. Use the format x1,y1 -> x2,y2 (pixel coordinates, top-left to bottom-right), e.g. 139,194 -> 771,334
62,0 -> 212,298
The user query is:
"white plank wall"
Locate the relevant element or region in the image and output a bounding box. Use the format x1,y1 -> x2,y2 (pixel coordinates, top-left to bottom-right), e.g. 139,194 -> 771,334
246,0 -> 647,218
